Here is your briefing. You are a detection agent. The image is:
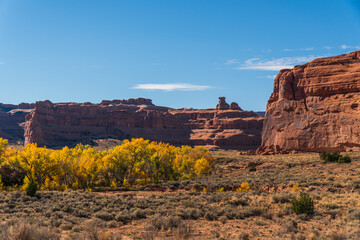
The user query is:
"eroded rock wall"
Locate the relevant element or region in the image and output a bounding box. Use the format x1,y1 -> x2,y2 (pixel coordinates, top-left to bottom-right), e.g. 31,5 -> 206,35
0,103 -> 34,143
24,97 -> 263,149
261,51 -> 360,152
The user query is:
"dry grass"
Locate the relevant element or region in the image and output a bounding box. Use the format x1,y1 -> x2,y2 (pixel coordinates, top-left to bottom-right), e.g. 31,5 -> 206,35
0,151 -> 360,239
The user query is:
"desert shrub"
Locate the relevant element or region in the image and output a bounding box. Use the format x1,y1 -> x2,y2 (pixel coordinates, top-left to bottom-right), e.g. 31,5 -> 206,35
173,221 -> 192,240
272,192 -> 292,203
338,155 -> 351,163
131,208 -> 146,220
320,151 -> 341,162
219,215 -> 227,224
149,214 -> 182,231
229,197 -> 248,206
238,232 -> 250,240
249,167 -> 257,172
291,192 -> 314,215
319,151 -> 351,163
115,211 -> 131,224
94,211 -> 114,221
0,221 -> 60,240
283,219 -> 297,233
204,210 -> 218,221
223,207 -> 237,220
25,179 -> 37,197
327,231 -> 347,240
348,208 -> 360,220
238,207 -> 263,218
80,221 -> 121,240
175,207 -> 203,220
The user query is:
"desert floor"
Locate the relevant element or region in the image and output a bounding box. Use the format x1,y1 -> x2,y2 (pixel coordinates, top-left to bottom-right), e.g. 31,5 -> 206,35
1,150 -> 360,239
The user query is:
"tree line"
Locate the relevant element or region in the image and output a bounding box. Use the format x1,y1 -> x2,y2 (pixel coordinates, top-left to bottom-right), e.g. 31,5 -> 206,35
0,138 -> 215,191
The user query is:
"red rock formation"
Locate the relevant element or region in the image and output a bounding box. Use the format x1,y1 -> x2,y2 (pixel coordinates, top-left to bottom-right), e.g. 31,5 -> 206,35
0,104 -> 33,143
24,97 -> 263,149
260,51 -> 360,152
216,97 -> 230,110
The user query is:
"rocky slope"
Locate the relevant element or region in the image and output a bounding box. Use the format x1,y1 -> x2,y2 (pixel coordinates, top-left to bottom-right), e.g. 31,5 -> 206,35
24,97 -> 264,149
259,51 -> 360,153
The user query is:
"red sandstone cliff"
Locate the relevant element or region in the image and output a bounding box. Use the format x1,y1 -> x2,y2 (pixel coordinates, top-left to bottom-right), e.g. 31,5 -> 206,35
259,51 -> 360,153
24,97 -> 263,149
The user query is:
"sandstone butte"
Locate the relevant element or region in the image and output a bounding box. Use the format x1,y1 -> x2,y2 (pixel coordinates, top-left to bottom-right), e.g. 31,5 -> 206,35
257,51 -> 360,154
24,97 -> 264,149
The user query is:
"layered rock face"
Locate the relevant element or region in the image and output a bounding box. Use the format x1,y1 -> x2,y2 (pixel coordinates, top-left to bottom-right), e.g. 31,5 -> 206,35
260,51 -> 360,152
25,97 -> 263,149
0,103 -> 34,143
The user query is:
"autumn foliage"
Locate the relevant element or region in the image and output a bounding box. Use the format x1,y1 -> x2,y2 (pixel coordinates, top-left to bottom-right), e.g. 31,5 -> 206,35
0,138 -> 215,191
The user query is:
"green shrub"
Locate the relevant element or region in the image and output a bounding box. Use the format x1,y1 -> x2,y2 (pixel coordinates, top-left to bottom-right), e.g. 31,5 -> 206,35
320,151 -> 340,162
26,179 -> 37,197
319,151 -> 351,163
290,192 -> 314,215
338,155 -> 351,163
249,167 -> 257,172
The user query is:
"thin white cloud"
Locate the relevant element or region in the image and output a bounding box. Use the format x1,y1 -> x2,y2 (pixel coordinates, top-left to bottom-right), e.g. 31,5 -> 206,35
232,55 -> 322,71
300,47 -> 314,51
284,47 -> 314,51
266,75 -> 277,79
323,46 -> 332,50
0,61 -> 4,65
132,83 -> 212,91
225,59 -> 239,65
257,75 -> 277,79
340,44 -> 360,50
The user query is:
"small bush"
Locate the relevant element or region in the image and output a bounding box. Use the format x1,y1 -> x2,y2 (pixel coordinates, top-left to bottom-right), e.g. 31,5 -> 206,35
173,222 -> 192,240
204,210 -> 218,221
291,192 -> 314,216
25,179 -> 37,197
338,155 -> 351,163
249,167 -> 257,172
0,221 -> 60,240
320,151 -> 351,163
272,193 -> 292,203
238,232 -> 250,240
94,211 -> 114,221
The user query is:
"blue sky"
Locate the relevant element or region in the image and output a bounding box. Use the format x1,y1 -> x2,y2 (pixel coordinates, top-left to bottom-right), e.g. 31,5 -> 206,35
1,0 -> 360,110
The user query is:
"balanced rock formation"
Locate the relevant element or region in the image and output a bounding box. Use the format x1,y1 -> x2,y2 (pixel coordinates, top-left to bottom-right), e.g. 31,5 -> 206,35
0,103 -> 34,143
260,51 -> 360,153
24,97 -> 263,149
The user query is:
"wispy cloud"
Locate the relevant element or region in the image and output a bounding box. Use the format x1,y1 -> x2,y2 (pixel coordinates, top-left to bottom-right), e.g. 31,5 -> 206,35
225,59 -> 239,65
283,47 -> 314,52
0,61 -> 4,65
323,46 -> 332,50
340,44 -> 360,50
300,47 -> 314,51
257,75 -> 277,79
132,83 -> 212,91
266,75 -> 277,79
228,56 -> 322,71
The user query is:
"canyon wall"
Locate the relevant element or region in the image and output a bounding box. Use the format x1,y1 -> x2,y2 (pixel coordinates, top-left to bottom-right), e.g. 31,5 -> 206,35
24,97 -> 264,149
259,51 -> 360,153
